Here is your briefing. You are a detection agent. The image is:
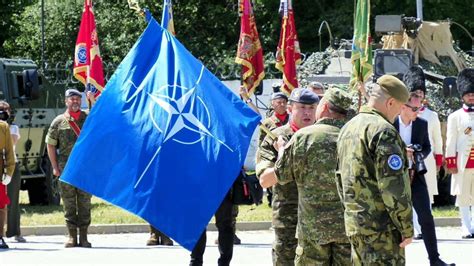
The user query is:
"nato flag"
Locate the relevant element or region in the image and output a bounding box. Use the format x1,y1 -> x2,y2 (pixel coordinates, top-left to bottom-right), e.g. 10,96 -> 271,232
60,17 -> 261,250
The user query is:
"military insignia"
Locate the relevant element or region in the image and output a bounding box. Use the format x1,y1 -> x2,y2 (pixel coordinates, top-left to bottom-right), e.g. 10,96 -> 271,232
75,43 -> 87,64
464,127 -> 472,135
387,154 -> 402,170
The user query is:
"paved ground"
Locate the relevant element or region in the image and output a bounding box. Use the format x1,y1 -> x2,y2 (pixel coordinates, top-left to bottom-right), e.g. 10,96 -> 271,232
1,227 -> 473,265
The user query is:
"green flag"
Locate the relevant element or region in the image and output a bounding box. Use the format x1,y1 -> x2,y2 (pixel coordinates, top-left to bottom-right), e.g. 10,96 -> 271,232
350,0 -> 372,90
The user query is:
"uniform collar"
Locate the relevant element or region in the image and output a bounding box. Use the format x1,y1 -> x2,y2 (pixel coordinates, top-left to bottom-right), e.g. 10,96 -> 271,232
64,110 -> 84,121
316,117 -> 345,128
359,105 -> 392,124
462,104 -> 474,113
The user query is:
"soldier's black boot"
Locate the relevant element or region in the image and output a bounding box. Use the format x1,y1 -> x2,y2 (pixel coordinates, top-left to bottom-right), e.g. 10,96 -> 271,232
147,225 -> 159,246
64,228 -> 77,248
0,237 -> 8,249
430,258 -> 455,266
79,227 -> 92,248
233,234 -> 241,245
160,234 -> 174,246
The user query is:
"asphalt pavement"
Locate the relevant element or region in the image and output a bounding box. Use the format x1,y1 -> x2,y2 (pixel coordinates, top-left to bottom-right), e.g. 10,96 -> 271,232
1,227 -> 473,265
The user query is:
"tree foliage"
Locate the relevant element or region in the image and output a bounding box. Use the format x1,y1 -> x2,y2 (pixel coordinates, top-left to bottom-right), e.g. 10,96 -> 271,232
2,0 -> 472,69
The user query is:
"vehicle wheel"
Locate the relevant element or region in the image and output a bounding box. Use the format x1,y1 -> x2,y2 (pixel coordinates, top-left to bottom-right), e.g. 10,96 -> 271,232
25,156 -> 61,206
26,178 -> 48,205
42,156 -> 61,206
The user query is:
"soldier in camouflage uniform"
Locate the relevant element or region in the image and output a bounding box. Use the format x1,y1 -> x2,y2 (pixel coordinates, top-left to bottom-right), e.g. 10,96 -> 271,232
257,88 -> 319,266
45,89 -> 92,248
258,92 -> 289,207
336,75 -> 413,265
258,92 -> 289,145
274,88 -> 352,265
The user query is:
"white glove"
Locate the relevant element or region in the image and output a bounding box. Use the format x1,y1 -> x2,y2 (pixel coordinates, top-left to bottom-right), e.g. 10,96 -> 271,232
2,174 -> 11,185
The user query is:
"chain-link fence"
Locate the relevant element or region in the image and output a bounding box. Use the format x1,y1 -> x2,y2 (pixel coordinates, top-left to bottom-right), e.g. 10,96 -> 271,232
39,51 -> 315,87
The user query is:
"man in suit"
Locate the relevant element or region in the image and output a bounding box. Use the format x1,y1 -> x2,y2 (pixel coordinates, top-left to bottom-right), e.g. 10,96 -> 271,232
395,94 -> 454,266
445,68 -> 474,239
403,66 -> 444,239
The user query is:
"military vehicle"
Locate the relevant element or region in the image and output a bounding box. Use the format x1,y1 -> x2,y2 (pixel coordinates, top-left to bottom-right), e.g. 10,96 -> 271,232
0,58 -> 64,205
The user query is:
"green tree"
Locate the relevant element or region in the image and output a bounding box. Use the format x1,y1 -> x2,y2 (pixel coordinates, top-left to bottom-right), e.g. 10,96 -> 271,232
0,0 -> 34,57
3,0 -> 472,71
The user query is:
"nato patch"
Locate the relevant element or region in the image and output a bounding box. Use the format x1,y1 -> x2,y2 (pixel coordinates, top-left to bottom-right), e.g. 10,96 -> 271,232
388,154 -> 403,170
76,44 -> 87,64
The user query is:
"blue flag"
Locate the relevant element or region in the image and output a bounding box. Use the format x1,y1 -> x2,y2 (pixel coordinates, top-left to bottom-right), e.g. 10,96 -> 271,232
60,17 -> 260,251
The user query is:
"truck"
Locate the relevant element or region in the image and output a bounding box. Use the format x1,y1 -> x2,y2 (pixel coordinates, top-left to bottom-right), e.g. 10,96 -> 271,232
0,58 -> 65,205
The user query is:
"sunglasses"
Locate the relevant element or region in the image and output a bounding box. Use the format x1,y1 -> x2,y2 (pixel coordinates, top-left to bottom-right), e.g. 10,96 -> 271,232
404,104 -> 420,112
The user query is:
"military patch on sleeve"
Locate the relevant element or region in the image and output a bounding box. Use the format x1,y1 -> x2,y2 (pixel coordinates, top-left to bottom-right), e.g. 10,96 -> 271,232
387,154 -> 403,170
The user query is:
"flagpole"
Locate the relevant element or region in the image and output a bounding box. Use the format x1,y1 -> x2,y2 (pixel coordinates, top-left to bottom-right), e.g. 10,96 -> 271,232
238,86 -> 275,140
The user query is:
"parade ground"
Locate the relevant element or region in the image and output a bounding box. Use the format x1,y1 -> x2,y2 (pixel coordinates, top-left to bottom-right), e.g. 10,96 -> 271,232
1,226 -> 473,265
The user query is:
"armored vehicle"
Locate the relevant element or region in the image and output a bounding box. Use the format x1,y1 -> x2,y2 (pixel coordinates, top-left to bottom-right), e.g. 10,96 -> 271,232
0,58 -> 64,205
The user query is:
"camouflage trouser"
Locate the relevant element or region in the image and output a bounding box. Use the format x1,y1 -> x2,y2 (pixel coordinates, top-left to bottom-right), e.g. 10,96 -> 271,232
349,230 -> 405,266
59,182 -> 92,229
273,227 -> 297,266
295,238 -> 351,266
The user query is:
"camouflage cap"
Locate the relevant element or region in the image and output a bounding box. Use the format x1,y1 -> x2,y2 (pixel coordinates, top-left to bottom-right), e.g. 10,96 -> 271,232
271,92 -> 288,101
289,88 -> 319,104
376,75 -> 409,103
65,88 -> 82,98
324,87 -> 352,114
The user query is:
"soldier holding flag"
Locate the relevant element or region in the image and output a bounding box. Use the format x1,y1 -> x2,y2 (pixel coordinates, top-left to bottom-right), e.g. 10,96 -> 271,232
46,89 -> 92,248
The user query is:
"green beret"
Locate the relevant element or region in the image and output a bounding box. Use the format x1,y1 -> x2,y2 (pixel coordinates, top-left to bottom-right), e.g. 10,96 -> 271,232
324,87 -> 352,114
289,88 -> 320,105
376,75 -> 409,103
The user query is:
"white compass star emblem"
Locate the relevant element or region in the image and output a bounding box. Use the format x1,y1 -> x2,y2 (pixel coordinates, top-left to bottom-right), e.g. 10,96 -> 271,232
148,87 -> 213,143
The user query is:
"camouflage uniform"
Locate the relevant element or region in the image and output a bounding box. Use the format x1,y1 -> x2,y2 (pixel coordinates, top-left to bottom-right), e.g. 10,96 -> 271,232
258,113 -> 289,145
336,106 -> 413,265
45,111 -> 91,230
258,113 -> 289,208
256,124 -> 297,266
275,118 -> 351,266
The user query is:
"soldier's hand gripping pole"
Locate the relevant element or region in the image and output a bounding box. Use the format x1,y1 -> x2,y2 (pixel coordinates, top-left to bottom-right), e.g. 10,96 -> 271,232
239,86 -> 276,141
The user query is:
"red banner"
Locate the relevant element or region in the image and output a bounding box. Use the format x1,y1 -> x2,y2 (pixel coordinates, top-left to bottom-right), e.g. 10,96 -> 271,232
275,0 -> 301,95
73,0 -> 105,100
235,0 -> 265,96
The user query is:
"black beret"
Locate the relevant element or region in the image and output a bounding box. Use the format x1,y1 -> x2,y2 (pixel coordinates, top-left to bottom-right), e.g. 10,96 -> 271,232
271,92 -> 288,101
289,88 -> 319,105
458,68 -> 474,97
403,66 -> 426,93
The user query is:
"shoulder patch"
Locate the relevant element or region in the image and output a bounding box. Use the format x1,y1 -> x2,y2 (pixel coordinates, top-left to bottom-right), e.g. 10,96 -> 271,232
387,154 -> 403,170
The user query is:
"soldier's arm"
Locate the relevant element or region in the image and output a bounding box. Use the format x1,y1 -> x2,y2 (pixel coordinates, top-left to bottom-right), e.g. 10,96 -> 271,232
374,129 -> 413,239
256,132 -> 279,188
445,114 -> 458,173
274,135 -> 297,186
45,119 -> 61,176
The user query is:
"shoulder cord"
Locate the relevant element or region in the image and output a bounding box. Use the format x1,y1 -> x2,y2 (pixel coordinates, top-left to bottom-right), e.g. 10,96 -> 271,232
2,148 -> 6,176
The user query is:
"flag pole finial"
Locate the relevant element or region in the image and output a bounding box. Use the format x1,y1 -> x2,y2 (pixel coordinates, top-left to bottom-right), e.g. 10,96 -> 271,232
128,0 -> 145,16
